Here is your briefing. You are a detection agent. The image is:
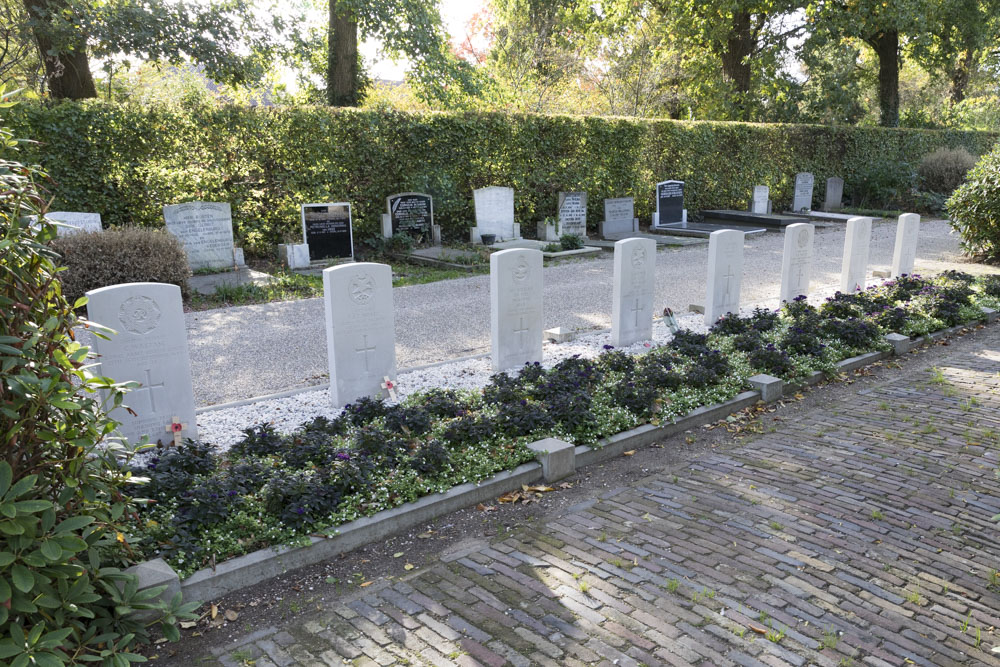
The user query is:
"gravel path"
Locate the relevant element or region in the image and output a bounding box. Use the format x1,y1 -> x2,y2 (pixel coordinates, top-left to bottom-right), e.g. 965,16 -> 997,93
187,218 -> 990,406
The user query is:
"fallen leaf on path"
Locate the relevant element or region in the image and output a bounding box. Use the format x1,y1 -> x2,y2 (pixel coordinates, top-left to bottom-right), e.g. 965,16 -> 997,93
210,604 -> 218,620
224,609 -> 238,622
404,564 -> 415,571
360,581 -> 374,587
623,450 -> 636,457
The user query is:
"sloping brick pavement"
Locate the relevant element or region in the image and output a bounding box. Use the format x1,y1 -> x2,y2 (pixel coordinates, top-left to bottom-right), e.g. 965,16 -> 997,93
203,331 -> 1000,666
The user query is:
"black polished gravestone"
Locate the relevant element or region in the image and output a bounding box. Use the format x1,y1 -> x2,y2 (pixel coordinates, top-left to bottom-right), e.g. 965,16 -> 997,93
387,193 -> 433,242
656,180 -> 684,226
302,203 -> 354,261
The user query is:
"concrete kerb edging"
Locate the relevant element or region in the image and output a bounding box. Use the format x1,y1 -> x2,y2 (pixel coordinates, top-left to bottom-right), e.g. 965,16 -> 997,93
141,308 -> 999,606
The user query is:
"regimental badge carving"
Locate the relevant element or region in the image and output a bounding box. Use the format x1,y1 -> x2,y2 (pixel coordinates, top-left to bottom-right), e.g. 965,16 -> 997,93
350,273 -> 375,305
513,257 -> 530,282
631,246 -> 646,268
797,229 -> 810,248
118,296 -> 161,335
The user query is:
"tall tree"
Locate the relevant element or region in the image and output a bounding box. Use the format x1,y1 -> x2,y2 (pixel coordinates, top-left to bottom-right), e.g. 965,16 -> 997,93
911,0 -> 1000,103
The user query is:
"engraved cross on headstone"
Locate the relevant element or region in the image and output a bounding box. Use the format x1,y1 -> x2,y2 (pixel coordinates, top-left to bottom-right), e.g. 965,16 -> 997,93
133,369 -> 166,412
722,265 -> 736,303
631,298 -> 642,327
513,316 -> 530,347
355,335 -> 377,372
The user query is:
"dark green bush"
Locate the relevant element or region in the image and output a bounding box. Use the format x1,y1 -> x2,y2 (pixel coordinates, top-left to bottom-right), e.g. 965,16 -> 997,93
947,143 -> 1000,261
50,226 -> 190,304
0,101 -> 196,665
918,146 -> 976,194
6,102 -> 996,254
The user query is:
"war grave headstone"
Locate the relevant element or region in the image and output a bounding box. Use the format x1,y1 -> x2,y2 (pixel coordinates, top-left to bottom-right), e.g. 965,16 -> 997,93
704,229 -> 744,325
85,282 -> 197,445
824,177 -> 844,212
840,216 -> 873,293
383,192 -> 435,244
491,248 -> 543,371
653,181 -> 686,228
750,186 -> 770,214
323,262 -> 396,406
557,191 -> 588,238
472,186 -> 520,243
891,213 -> 920,278
600,198 -> 638,238
611,238 -> 656,347
791,172 -> 815,213
163,202 -> 238,271
779,223 -> 815,303
302,203 -> 354,262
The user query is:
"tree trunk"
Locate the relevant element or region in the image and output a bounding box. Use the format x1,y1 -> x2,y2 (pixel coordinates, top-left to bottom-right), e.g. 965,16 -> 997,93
872,30 -> 899,127
720,10 -> 754,119
22,0 -> 96,99
327,0 -> 359,107
948,48 -> 973,104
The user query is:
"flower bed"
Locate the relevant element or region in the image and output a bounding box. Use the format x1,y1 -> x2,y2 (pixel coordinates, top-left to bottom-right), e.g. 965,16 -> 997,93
131,271 -> 1000,577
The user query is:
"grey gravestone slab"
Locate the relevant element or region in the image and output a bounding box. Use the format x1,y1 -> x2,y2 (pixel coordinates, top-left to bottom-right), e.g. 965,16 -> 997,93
474,187 -> 516,241
824,177 -> 844,211
188,267 -> 273,296
557,192 -> 587,237
163,202 -> 235,271
85,282 -> 197,445
387,192 -> 433,242
751,186 -> 769,214
491,248 -> 543,371
602,198 -> 635,237
302,203 -> 353,261
48,211 -> 102,235
704,229 -> 744,325
655,181 -> 684,226
891,213 -> 920,278
840,216 -> 872,293
779,223 -> 814,303
323,262 -> 396,406
611,238 -> 656,347
792,173 -> 814,212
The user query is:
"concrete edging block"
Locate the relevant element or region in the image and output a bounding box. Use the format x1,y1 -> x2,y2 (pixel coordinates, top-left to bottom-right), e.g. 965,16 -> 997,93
885,332 -> 912,356
528,438 -> 576,482
748,374 -> 783,403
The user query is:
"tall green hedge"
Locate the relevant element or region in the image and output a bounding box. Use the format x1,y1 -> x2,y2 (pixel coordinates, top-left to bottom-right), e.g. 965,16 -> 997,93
8,102 -> 997,254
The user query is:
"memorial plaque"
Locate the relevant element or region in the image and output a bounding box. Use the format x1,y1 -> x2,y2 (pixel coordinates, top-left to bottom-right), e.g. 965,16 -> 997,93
387,192 -> 433,242
824,177 -> 844,211
474,186 -> 516,241
163,202 -> 235,271
611,238 -> 656,347
603,198 -> 635,237
704,229 -> 744,325
840,216 -> 872,293
323,262 -> 396,406
302,203 -> 353,261
491,249 -> 544,371
751,186 -> 770,214
48,211 -> 103,236
792,173 -> 814,212
891,213 -> 920,278
85,282 -> 197,445
557,191 -> 587,237
656,181 -> 684,226
779,223 -> 815,303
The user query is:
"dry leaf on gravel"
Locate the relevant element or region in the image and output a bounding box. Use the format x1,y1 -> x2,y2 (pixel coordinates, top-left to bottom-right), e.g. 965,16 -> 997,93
224,609 -> 239,622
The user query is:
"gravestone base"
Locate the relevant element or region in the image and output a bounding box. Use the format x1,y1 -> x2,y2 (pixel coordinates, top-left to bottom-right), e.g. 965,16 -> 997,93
431,225 -> 442,246
599,217 -> 639,238
188,266 -> 274,296
470,224 -> 521,244
872,269 -> 891,279
278,243 -> 311,270
537,220 -> 559,242
381,214 -> 392,239
544,327 -> 575,343
651,210 -> 688,229
688,304 -> 705,314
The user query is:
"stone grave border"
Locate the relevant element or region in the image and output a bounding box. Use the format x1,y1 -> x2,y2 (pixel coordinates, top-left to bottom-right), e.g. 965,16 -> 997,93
130,307 -> 999,605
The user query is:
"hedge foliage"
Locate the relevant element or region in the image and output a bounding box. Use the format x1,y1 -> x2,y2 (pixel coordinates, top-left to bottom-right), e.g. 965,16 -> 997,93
947,143 -> 1000,261
7,102 -> 998,254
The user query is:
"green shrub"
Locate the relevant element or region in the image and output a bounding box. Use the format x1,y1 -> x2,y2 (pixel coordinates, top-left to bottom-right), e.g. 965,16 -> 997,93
947,143 -> 1000,261
919,147 -> 977,194
0,97 -> 196,665
50,226 -> 190,304
559,234 -> 584,250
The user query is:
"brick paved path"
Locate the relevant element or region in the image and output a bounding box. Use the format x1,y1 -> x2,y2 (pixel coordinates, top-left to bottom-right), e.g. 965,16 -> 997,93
201,332 -> 1000,666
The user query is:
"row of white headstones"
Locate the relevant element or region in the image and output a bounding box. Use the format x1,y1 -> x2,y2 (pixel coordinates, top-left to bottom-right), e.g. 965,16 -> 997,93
84,213 -> 920,447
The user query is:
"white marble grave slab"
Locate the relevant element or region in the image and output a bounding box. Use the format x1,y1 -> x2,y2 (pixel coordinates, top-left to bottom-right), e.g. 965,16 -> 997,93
611,238 -> 656,347
840,216 -> 873,293
704,230 -> 744,325
163,201 -> 235,271
491,248 -> 543,371
323,263 -> 396,406
891,213 -> 920,278
779,223 -> 815,303
474,186 -> 516,241
85,282 -> 197,445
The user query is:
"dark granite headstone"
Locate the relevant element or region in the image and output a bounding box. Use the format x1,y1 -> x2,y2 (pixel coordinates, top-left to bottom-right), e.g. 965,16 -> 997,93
656,180 -> 684,225
387,192 -> 433,242
302,203 -> 353,261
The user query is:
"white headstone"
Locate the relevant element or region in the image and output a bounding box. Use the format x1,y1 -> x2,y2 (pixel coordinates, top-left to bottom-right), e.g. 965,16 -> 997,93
490,249 -> 543,371
611,238 -> 656,347
779,223 -> 815,303
602,198 -> 636,237
474,187 -> 516,241
557,192 -> 587,237
792,173 -> 814,212
751,186 -> 769,214
163,202 -> 235,271
47,211 -> 102,236
840,216 -> 873,293
824,177 -> 844,211
323,263 -> 396,406
704,230 -> 745,325
891,213 -> 921,278
85,283 -> 197,445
